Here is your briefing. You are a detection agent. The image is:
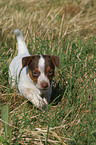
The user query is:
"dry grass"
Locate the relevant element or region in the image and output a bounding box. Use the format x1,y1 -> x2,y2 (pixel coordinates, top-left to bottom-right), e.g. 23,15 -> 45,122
0,0 -> 96,41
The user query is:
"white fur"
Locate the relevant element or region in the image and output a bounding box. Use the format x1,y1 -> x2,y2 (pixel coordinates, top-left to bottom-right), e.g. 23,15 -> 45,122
36,55 -> 50,89
9,29 -> 52,109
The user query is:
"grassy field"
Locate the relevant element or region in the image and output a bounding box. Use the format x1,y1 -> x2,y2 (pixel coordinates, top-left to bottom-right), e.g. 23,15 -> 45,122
0,0 -> 96,144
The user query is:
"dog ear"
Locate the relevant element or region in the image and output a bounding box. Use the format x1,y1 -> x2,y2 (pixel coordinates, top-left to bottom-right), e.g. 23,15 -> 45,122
22,56 -> 35,68
49,55 -> 60,68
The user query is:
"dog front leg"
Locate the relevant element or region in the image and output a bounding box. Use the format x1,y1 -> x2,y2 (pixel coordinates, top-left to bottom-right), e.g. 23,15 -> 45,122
20,88 -> 48,110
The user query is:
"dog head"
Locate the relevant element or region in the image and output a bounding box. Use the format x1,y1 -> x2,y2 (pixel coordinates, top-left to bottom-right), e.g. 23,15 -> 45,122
22,55 -> 60,91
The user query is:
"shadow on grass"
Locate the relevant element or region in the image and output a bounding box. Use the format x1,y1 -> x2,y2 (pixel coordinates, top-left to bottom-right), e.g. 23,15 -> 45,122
50,81 -> 65,105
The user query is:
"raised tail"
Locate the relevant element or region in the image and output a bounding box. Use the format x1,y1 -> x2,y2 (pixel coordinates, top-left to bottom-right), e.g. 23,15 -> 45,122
14,29 -> 29,55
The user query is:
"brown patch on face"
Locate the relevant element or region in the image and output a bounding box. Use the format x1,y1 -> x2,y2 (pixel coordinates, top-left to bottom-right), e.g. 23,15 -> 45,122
27,56 -> 40,84
29,68 -> 40,84
43,56 -> 55,82
46,66 -> 51,72
46,66 -> 54,81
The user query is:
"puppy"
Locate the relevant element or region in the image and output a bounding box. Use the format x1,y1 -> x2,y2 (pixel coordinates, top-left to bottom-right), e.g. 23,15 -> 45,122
9,29 -> 60,109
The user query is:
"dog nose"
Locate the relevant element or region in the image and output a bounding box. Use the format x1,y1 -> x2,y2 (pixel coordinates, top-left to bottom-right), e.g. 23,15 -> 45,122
41,82 -> 48,89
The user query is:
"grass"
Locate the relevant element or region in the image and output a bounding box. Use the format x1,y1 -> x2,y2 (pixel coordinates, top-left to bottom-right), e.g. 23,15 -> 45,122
0,0 -> 96,144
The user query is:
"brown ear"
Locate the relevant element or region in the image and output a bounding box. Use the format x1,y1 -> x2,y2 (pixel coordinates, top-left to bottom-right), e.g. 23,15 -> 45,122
22,56 -> 35,68
49,55 -> 60,68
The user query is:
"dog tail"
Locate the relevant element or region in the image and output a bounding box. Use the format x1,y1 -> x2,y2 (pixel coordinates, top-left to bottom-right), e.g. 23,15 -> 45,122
14,29 -> 29,55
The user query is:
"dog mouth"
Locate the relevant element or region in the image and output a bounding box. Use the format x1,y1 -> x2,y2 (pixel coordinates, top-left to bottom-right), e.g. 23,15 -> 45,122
36,85 -> 49,92
39,88 -> 49,92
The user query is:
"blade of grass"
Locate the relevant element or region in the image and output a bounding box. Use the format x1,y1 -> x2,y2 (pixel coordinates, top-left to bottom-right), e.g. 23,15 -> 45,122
1,103 -> 9,141
46,123 -> 50,145
0,135 -> 7,145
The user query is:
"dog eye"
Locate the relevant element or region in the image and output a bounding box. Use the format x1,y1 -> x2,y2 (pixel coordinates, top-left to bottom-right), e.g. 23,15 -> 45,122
32,71 -> 40,77
48,70 -> 53,76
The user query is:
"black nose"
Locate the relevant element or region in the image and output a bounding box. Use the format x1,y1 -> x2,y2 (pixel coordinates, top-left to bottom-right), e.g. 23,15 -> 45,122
41,82 -> 48,89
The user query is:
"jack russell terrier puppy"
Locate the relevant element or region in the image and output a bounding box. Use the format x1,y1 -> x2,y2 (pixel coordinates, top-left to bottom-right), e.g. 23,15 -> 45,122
9,29 -> 60,109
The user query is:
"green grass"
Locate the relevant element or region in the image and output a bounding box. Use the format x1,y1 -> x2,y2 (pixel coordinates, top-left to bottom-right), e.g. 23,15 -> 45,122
0,0 -> 96,144
0,33 -> 96,144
